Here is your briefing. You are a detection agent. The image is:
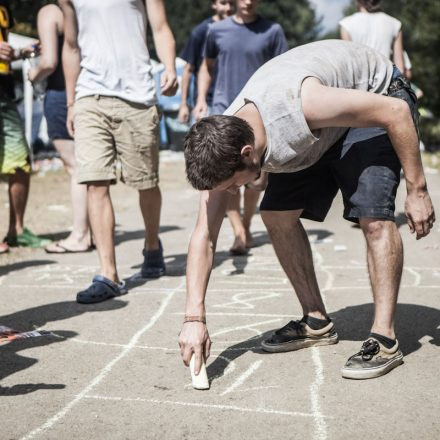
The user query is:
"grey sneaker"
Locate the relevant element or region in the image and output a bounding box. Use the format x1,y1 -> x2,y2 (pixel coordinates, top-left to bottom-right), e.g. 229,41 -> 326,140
341,338 -> 403,380
261,317 -> 338,353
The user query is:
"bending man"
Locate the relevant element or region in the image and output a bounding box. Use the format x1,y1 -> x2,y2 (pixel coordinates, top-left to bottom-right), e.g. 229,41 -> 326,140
178,40 -> 435,380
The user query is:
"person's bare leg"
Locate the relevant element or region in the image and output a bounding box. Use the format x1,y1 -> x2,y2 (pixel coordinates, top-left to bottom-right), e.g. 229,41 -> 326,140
261,210 -> 327,318
8,169 -> 30,237
359,218 -> 403,339
139,186 -> 161,251
242,187 -> 261,248
87,182 -> 119,283
52,139 -> 90,249
227,192 -> 247,254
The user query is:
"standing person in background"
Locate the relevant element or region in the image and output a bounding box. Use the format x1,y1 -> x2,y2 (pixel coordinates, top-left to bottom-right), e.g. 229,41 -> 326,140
59,0 -> 178,303
193,0 -> 288,255
28,3 -> 92,254
339,0 -> 405,74
178,0 -> 234,124
0,0 -> 50,254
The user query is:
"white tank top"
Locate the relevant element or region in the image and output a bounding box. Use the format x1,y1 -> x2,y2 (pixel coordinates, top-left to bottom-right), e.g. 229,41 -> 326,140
72,0 -> 156,105
339,12 -> 401,59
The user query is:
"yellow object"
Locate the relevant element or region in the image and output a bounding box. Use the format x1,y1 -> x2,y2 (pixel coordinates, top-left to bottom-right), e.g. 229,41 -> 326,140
0,5 -> 11,75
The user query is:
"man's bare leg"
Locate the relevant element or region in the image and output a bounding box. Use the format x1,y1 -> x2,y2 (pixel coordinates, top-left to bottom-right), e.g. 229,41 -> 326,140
8,169 -> 30,237
261,210 -> 327,318
242,187 -> 260,248
359,218 -> 403,340
139,186 -> 161,251
87,182 -> 119,283
53,139 -> 90,249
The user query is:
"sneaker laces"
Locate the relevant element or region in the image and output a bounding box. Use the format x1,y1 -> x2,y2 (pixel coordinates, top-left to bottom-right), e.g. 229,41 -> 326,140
352,339 -> 380,361
274,320 -> 304,336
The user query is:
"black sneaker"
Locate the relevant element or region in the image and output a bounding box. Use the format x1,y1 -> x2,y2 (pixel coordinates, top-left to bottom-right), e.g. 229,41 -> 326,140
141,240 -> 166,279
341,338 -> 403,380
261,317 -> 338,353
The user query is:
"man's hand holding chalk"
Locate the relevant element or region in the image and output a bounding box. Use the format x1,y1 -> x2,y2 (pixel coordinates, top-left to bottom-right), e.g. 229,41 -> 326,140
178,316 -> 212,388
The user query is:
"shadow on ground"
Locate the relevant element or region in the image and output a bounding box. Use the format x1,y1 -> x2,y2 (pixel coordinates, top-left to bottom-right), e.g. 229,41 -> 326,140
208,302 -> 440,382
0,299 -> 127,395
0,260 -> 56,277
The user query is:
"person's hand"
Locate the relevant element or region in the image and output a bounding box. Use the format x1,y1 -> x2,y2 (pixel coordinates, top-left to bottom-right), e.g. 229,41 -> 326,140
160,69 -> 178,96
0,41 -> 13,62
28,67 -> 37,84
405,188 -> 435,239
178,321 -> 211,375
66,105 -> 75,138
178,103 -> 190,124
20,41 -> 40,58
192,100 -> 208,121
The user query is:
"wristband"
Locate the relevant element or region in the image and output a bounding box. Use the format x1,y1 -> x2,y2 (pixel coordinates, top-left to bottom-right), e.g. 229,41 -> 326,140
183,315 -> 206,324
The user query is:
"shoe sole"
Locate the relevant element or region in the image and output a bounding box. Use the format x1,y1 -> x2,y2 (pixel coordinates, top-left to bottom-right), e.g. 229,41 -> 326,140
261,332 -> 339,353
341,353 -> 404,380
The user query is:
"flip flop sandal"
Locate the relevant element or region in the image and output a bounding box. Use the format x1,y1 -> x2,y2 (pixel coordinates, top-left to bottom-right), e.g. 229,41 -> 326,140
45,241 -> 94,254
0,242 -> 9,254
76,275 -> 128,304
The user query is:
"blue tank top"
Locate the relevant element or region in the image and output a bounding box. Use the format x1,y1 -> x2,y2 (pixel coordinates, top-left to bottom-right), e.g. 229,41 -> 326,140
46,34 -> 65,91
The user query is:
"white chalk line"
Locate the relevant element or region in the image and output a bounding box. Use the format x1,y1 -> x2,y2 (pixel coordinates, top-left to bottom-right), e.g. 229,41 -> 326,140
19,278 -> 185,440
82,394 -> 330,419
173,312 -> 301,318
4,283 -> 440,290
210,318 -> 282,338
67,337 -> 261,352
309,247 -> 330,440
221,360 -> 263,395
404,267 -> 422,287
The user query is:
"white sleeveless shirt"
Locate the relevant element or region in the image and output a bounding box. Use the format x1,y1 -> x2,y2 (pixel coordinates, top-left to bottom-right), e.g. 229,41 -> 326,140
339,12 -> 402,59
72,0 -> 156,105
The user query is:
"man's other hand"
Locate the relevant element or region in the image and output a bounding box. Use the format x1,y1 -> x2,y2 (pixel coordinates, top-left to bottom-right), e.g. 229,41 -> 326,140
405,188 -> 435,239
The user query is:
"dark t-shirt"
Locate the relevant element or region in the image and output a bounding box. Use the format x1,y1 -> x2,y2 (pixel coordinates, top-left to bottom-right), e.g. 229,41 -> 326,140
180,17 -> 215,106
0,0 -> 15,99
205,15 -> 288,114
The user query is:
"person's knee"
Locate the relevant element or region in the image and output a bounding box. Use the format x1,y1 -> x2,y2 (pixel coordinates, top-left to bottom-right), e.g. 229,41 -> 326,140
360,218 -> 396,242
87,181 -> 110,197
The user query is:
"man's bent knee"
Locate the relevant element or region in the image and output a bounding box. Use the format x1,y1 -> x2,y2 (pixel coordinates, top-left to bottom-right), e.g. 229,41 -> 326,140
359,218 -> 397,242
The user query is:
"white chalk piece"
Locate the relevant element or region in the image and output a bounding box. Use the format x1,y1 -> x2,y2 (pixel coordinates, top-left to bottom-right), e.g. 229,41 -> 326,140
190,354 -> 210,390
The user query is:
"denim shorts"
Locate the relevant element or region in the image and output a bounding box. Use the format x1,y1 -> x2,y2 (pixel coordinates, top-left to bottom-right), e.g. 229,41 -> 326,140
44,89 -> 73,141
260,67 -> 419,223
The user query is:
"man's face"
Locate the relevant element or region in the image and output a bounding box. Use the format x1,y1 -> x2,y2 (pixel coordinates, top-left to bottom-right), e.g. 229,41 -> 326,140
213,0 -> 234,19
214,166 -> 261,194
235,0 -> 259,18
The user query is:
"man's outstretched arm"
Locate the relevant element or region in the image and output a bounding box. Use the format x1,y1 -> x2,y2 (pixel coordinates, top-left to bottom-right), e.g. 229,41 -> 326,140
178,190 -> 228,374
301,77 -> 435,239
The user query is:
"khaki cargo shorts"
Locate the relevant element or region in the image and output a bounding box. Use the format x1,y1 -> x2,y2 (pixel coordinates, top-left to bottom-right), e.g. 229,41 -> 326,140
74,95 -> 160,189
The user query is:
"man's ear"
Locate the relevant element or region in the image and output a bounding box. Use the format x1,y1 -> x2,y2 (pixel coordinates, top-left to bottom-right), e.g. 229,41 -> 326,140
240,144 -> 253,161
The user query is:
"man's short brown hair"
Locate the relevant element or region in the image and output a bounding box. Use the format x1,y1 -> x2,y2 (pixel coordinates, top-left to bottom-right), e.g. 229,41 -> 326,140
184,115 -> 255,190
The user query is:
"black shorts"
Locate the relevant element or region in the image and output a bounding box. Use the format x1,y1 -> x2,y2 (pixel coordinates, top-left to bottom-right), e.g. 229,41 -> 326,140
260,70 -> 418,223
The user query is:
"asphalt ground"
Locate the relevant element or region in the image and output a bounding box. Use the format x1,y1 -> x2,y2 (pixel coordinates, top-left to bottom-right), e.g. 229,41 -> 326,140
1,153 -> 439,440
